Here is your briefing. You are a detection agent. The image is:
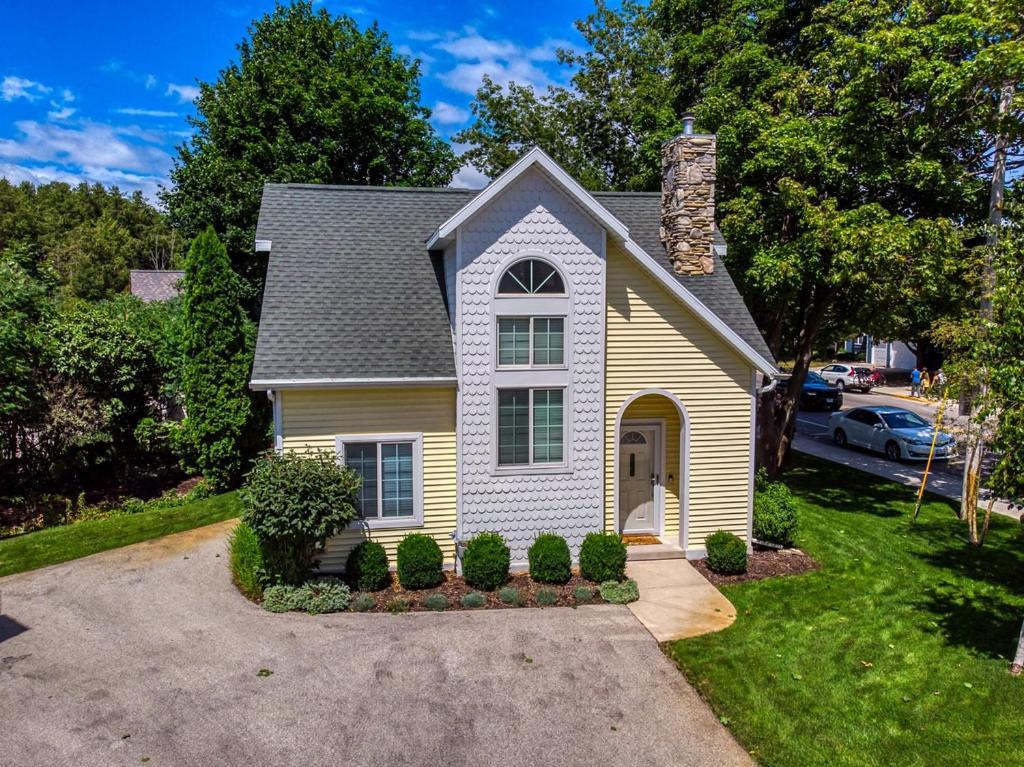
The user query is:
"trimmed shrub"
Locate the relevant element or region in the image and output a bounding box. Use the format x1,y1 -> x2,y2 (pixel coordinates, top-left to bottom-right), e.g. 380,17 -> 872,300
498,585 -> 522,606
462,532 -> 510,591
461,592 -> 487,609
229,521 -> 266,601
705,530 -> 747,575
754,482 -> 799,547
536,587 -> 558,606
528,533 -> 571,584
345,540 -> 391,591
240,451 -> 360,584
423,593 -> 449,611
599,579 -> 639,604
396,534 -> 444,589
579,532 -> 627,583
573,585 -> 595,603
351,593 -> 376,612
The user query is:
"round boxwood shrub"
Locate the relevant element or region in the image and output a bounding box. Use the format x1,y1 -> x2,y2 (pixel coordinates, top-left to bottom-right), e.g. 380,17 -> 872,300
754,482 -> 798,547
396,533 -> 444,589
599,579 -> 639,604
705,530 -> 748,575
528,533 -> 571,584
579,532 -> 627,583
345,540 -> 391,591
462,532 -> 510,591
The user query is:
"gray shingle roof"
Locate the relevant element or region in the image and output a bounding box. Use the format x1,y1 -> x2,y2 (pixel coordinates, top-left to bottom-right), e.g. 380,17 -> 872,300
251,184 -> 773,384
129,270 -> 184,303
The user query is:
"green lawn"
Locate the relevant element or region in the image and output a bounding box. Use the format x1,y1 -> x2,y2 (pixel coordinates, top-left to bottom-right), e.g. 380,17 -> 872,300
0,491 -> 241,578
669,454 -> 1024,767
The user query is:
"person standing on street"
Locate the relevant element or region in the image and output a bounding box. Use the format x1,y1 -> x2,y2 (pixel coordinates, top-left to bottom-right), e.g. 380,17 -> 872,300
921,369 -> 932,398
911,367 -> 922,397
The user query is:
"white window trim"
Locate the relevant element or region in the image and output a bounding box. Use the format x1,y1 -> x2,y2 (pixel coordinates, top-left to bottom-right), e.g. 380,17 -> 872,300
492,386 -> 569,474
335,432 -> 424,530
495,315 -> 568,371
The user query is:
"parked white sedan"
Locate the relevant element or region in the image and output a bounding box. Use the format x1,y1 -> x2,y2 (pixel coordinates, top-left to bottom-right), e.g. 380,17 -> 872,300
819,363 -> 872,392
829,406 -> 955,461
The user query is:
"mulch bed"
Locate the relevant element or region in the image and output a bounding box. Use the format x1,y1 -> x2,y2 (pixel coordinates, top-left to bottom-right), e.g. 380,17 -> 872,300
356,570 -> 607,612
692,545 -> 821,587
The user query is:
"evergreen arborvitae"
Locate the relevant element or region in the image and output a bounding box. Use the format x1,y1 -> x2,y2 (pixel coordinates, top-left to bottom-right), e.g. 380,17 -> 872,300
177,226 -> 265,488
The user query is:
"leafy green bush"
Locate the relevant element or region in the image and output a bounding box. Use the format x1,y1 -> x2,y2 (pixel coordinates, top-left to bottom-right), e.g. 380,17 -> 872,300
754,481 -> 799,547
528,533 -> 571,584
573,585 -> 595,603
351,593 -> 376,612
579,532 -> 627,583
260,577 -> 350,613
462,532 -> 510,591
461,592 -> 487,608
302,578 -> 351,614
705,530 -> 748,574
423,593 -> 449,611
240,451 -> 360,584
498,585 -> 522,606
229,521 -> 266,601
345,540 -> 391,591
536,587 -> 558,606
396,533 -> 444,589
599,579 -> 640,604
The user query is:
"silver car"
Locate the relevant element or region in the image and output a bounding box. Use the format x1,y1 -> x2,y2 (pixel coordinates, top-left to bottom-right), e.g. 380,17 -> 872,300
819,363 -> 872,392
829,406 -> 955,461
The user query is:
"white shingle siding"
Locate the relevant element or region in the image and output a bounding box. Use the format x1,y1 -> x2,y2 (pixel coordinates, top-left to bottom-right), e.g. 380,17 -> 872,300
455,167 -> 606,561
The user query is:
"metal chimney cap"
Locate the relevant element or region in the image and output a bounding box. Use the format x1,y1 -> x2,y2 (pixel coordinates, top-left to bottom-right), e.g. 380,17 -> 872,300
681,113 -> 696,135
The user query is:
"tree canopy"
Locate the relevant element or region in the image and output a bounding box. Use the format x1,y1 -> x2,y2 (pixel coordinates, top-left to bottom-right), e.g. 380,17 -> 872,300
163,0 -> 460,297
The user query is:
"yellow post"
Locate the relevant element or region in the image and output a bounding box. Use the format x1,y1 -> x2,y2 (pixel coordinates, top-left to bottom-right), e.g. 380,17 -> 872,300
912,396 -> 948,523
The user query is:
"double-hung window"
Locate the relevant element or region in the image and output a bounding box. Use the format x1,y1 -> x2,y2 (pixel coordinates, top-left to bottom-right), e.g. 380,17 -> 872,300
497,317 -> 564,367
497,388 -> 564,466
338,435 -> 423,527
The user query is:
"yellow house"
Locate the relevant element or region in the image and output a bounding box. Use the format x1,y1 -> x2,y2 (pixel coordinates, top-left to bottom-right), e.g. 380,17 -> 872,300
250,137 -> 777,570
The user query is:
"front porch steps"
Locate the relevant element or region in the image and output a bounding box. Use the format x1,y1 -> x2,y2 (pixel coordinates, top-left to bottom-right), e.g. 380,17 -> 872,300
626,539 -> 686,562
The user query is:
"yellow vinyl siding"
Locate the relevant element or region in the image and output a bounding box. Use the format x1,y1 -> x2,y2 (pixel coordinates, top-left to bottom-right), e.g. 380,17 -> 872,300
605,243 -> 753,548
279,386 -> 457,570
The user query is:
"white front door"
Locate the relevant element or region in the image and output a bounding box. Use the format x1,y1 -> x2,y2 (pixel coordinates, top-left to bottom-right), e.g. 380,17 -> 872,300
619,425 -> 660,534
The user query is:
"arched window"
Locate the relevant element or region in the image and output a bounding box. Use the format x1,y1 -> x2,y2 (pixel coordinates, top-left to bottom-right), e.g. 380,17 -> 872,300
620,431 -> 647,445
498,259 -> 565,295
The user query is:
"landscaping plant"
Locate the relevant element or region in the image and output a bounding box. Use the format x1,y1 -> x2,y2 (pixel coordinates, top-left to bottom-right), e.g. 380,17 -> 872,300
579,531 -> 627,583
573,585 -> 595,603
498,585 -> 522,606
240,451 -> 360,584
351,593 -> 376,612
395,533 -> 444,589
599,579 -> 640,604
536,587 -> 558,606
260,578 -> 350,614
527,533 -> 571,584
705,530 -> 747,575
229,521 -> 266,601
461,592 -> 487,609
423,593 -> 449,612
753,481 -> 799,547
462,531 -> 510,591
345,540 -> 390,591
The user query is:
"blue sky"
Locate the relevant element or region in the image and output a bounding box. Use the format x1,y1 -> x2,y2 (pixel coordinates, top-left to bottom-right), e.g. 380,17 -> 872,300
0,0 -> 600,200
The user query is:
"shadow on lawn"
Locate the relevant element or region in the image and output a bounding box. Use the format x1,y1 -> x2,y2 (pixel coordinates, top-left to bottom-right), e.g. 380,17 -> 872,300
915,588 -> 1023,659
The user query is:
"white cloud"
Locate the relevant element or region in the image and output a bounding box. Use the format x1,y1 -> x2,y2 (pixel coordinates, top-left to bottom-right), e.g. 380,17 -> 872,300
432,31 -> 573,95
47,106 -> 76,121
0,120 -> 172,175
166,83 -> 200,103
450,161 -> 488,189
2,75 -> 52,102
144,74 -> 157,89
115,107 -> 179,118
0,161 -> 166,200
62,89 -> 75,103
431,101 -> 470,125
406,30 -> 440,42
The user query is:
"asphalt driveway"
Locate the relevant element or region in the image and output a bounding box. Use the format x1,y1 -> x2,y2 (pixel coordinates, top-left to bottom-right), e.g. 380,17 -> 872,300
0,522 -> 751,767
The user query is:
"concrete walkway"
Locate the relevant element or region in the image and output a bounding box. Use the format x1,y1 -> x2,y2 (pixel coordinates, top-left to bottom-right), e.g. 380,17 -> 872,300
626,559 -> 737,642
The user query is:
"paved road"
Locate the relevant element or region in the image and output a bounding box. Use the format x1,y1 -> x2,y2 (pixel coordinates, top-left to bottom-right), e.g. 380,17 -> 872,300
794,390 -> 1019,519
0,523 -> 752,767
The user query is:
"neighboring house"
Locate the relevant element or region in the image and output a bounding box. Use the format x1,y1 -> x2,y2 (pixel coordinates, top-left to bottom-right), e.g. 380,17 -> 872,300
840,335 -> 916,369
129,270 -> 185,302
250,130 -> 777,570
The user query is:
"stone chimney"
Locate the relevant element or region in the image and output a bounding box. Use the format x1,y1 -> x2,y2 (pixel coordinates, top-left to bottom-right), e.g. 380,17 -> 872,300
660,113 -> 716,275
